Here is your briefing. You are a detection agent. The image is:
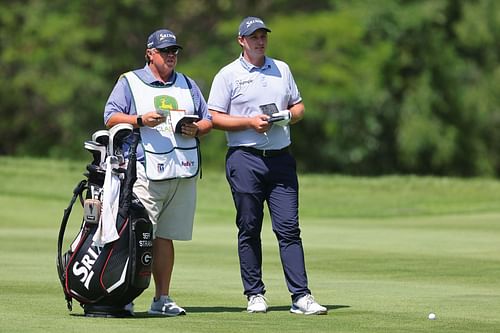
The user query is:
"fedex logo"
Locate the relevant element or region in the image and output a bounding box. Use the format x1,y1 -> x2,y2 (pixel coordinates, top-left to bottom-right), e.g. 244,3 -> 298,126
181,160 -> 195,167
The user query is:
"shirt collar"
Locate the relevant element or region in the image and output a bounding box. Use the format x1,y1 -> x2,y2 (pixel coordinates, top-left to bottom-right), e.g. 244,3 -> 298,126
239,54 -> 271,72
143,64 -> 177,86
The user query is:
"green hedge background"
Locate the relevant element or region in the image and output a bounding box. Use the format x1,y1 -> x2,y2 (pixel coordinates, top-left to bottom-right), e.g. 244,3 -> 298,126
1,0 -> 499,176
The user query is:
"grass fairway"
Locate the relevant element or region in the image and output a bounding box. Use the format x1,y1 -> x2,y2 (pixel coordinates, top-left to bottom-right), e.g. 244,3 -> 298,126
1,156 -> 500,332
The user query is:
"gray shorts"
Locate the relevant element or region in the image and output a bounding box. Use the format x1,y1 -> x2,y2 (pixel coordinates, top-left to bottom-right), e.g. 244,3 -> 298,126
133,162 -> 197,240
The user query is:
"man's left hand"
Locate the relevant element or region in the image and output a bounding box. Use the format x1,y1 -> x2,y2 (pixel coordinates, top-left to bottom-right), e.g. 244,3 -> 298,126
270,110 -> 291,126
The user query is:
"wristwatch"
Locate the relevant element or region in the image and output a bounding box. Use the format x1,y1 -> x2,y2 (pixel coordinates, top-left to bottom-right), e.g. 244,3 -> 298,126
137,115 -> 144,127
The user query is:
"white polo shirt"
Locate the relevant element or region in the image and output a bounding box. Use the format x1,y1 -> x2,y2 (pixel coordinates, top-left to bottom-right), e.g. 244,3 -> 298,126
208,55 -> 302,150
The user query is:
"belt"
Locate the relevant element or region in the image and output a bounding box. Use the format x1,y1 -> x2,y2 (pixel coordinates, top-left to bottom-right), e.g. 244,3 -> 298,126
233,146 -> 290,157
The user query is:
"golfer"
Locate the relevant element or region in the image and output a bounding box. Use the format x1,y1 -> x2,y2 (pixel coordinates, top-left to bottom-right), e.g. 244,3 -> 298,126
207,16 -> 327,315
104,28 -> 212,316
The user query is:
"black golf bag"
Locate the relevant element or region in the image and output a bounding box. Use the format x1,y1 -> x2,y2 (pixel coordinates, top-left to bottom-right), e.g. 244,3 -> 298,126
56,129 -> 153,317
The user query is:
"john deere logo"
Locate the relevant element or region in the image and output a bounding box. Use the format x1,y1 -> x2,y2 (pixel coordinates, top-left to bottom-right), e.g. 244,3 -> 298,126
154,95 -> 178,111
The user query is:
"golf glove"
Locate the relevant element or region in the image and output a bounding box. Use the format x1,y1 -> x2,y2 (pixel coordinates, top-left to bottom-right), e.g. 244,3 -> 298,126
270,110 -> 291,126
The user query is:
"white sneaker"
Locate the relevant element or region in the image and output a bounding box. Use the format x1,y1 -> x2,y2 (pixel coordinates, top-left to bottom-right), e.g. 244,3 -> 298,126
124,302 -> 134,316
148,295 -> 186,316
247,294 -> 268,313
290,294 -> 327,315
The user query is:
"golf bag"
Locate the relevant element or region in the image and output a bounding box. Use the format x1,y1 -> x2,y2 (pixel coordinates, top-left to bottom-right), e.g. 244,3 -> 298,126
56,127 -> 153,317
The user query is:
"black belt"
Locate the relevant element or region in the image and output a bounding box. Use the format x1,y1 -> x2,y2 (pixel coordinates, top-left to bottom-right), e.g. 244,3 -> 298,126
232,146 -> 289,157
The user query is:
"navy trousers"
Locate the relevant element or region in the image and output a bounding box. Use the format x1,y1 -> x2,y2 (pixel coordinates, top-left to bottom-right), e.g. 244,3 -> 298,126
225,148 -> 311,301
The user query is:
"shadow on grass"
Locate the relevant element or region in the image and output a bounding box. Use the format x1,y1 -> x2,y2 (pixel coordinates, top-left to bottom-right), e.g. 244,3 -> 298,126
70,305 -> 349,318
185,304 -> 349,313
270,304 -> 349,312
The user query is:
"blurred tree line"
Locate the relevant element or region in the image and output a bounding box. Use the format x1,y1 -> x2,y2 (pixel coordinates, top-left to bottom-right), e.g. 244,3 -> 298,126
1,0 -> 499,176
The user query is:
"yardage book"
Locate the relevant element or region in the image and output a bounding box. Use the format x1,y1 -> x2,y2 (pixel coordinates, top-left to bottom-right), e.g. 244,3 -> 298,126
173,114 -> 200,134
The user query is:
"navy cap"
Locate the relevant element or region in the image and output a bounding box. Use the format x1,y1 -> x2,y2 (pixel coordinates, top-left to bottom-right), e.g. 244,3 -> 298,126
146,29 -> 183,49
238,16 -> 271,36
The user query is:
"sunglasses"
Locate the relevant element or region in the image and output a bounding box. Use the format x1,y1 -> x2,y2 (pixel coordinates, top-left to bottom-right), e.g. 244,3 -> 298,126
156,47 -> 180,55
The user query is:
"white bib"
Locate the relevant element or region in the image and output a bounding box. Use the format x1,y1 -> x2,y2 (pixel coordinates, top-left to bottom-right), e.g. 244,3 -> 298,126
124,72 -> 199,180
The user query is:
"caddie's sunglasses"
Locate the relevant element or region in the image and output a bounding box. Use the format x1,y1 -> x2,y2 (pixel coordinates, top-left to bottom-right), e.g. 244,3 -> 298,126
156,47 -> 180,55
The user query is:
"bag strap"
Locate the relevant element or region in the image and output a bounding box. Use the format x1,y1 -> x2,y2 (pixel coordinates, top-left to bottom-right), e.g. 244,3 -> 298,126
56,179 -> 87,311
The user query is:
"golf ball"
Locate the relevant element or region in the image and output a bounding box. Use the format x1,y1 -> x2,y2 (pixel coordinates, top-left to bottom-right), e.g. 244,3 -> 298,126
428,312 -> 436,320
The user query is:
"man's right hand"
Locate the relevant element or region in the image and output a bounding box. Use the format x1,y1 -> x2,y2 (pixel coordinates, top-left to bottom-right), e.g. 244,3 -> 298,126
250,114 -> 272,133
142,111 -> 166,127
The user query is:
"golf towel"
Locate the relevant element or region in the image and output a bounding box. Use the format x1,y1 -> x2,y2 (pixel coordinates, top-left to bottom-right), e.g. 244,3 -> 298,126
93,156 -> 120,246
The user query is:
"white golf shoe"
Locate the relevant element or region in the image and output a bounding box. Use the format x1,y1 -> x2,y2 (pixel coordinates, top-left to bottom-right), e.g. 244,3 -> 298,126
290,294 -> 327,315
148,295 -> 186,316
123,302 -> 134,316
247,294 -> 268,313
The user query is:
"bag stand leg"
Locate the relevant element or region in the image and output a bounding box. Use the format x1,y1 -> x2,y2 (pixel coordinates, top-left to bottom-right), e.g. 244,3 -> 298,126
83,304 -> 133,318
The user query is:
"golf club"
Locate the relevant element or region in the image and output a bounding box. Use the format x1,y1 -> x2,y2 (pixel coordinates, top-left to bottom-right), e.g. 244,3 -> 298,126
108,123 -> 134,164
84,140 -> 107,168
92,130 -> 110,147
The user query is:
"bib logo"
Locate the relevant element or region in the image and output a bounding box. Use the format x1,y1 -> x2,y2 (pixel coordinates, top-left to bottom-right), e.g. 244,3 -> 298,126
181,160 -> 195,167
154,95 -> 178,113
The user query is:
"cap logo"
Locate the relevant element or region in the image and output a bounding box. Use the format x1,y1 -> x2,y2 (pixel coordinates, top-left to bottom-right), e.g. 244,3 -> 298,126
159,32 -> 175,42
246,18 -> 264,28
